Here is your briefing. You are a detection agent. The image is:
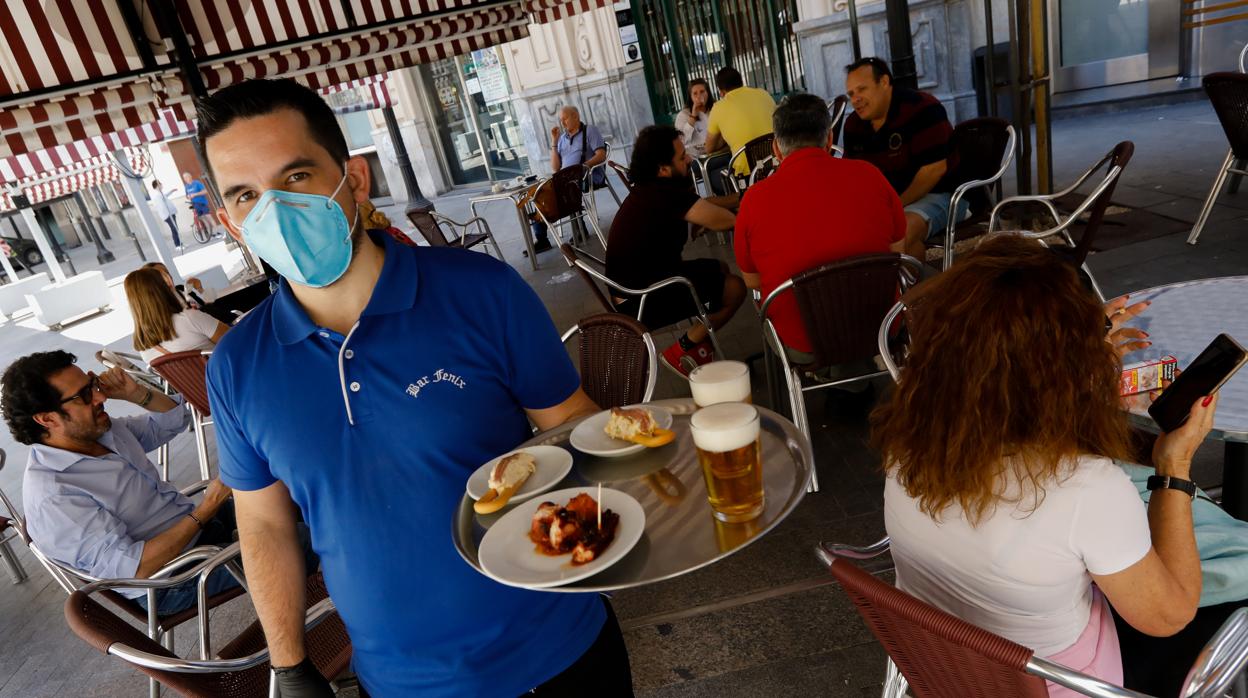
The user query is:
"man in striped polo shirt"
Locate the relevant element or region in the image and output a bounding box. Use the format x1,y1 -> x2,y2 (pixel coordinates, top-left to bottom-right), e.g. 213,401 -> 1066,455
842,57 -> 962,259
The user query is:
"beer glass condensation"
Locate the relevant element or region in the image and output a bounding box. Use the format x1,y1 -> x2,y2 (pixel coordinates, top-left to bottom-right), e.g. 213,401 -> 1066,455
688,360 -> 751,407
690,402 -> 764,523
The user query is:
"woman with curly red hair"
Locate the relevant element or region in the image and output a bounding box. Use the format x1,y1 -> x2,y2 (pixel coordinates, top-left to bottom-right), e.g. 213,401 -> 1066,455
874,234 -> 1219,695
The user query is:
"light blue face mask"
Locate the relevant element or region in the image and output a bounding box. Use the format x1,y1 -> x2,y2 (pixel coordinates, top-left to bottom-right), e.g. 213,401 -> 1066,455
240,173 -> 358,288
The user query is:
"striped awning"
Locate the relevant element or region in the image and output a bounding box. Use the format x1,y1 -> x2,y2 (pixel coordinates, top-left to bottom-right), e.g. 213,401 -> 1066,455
525,0 -> 614,24
321,75 -> 395,114
0,0 -> 612,160
1,149 -> 148,212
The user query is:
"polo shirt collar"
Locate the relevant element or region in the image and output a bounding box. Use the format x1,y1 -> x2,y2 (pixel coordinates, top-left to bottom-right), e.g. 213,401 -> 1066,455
271,230 -> 420,345
779,147 -> 830,169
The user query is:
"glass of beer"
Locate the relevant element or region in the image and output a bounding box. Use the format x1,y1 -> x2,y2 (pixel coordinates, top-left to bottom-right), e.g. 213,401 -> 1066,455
688,360 -> 751,407
690,402 -> 764,523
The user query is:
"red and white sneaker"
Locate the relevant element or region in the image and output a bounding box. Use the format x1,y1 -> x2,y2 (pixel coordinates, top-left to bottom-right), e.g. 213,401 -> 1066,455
661,339 -> 715,377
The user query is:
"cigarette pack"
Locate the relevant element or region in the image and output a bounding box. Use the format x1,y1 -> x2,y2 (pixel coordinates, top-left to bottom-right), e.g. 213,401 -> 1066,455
1120,356 -> 1177,396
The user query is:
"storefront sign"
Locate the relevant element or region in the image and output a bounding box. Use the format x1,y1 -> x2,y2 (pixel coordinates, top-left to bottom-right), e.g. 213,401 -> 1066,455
472,49 -> 511,106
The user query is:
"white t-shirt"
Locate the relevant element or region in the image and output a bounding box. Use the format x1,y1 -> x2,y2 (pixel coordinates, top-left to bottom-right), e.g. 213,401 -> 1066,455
675,109 -> 710,157
139,309 -> 220,363
884,454 -> 1152,657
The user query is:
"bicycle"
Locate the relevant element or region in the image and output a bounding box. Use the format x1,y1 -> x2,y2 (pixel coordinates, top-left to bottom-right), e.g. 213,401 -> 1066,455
189,202 -> 213,244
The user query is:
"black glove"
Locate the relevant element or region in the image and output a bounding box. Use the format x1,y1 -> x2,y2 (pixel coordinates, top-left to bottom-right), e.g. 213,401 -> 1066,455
273,657 -> 334,698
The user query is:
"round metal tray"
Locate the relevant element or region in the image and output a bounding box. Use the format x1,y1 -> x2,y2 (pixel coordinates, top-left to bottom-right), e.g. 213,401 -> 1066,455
452,398 -> 814,592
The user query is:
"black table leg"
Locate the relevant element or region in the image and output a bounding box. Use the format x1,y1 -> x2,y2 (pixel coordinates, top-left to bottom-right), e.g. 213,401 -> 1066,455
1222,441 -> 1248,520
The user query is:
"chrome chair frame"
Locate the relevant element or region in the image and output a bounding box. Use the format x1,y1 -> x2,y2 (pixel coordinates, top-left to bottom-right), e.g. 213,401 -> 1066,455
827,94 -> 849,141
427,210 -> 505,260
584,140 -> 625,221
97,348 -> 174,480
560,321 -> 659,404
759,254 -> 923,493
1188,53 -> 1248,246
987,150 -> 1128,303
939,124 -> 1017,270
533,173 -> 609,254
747,155 -> 778,188
878,301 -> 906,383
563,255 -> 726,360
0,451 -> 25,584
816,538 -> 1248,698
725,134 -> 776,193
150,350 -> 216,482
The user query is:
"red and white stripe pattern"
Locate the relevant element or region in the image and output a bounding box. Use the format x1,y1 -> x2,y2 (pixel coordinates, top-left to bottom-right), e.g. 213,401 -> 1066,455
1,107 -> 194,183
0,0 -> 149,97
525,0 -> 613,24
320,75 -> 395,114
1,149 -> 147,212
187,2 -> 530,96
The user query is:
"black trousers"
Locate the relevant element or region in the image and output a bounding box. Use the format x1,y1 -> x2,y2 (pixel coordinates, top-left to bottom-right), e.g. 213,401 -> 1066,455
358,596 -> 633,698
1113,598 -> 1248,695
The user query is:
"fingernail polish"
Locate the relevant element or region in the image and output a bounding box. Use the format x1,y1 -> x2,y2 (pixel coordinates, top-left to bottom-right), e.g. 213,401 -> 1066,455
1202,396 -> 1214,407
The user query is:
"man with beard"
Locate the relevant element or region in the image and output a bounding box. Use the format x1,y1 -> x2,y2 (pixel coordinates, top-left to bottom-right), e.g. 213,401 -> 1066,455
3,351 -> 237,613
605,125 -> 744,376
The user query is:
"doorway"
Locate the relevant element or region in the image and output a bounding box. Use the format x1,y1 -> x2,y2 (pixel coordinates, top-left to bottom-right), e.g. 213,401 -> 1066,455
1050,0 -> 1181,92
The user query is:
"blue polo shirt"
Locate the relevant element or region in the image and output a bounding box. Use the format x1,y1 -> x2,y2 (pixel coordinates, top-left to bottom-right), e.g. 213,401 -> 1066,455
206,232 -> 604,696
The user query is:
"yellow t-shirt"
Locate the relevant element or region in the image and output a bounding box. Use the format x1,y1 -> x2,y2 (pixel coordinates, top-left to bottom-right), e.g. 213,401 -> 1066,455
707,86 -> 777,174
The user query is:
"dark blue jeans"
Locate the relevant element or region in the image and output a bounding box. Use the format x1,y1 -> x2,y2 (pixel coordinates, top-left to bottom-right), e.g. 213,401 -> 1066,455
136,501 -> 318,616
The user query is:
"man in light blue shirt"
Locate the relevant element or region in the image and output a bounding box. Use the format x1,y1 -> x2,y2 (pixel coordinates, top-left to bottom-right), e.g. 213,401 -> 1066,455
2,351 -> 236,613
528,105 -> 608,253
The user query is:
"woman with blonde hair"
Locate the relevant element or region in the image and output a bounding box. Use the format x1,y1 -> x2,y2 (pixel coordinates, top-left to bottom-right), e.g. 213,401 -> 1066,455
874,234 -> 1227,696
125,267 -> 229,363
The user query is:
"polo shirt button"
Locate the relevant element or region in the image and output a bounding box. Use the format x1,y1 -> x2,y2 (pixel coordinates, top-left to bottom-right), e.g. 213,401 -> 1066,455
350,381 -> 361,392
344,349 -> 355,359
319,331 -> 329,338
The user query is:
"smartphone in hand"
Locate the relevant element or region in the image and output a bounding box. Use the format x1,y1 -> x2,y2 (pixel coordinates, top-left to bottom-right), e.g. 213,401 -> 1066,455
1148,334 -> 1247,432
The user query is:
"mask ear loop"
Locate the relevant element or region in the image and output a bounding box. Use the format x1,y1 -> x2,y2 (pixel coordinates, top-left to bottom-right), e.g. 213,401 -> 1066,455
329,169 -> 359,243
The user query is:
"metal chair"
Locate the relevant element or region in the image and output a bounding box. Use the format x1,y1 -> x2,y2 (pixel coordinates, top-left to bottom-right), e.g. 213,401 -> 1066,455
1187,72 -> 1248,246
535,165 -> 609,253
584,140 -> 625,217
406,208 -> 504,259
66,571 -> 351,698
747,155 -> 779,188
760,253 -> 923,493
933,118 -> 1017,270
559,244 -> 725,360
725,133 -> 776,193
561,313 -> 658,407
149,350 -> 214,481
607,160 -> 633,191
817,541 -> 1248,698
877,301 -> 909,384
988,141 -> 1135,303
0,450 -> 25,584
827,94 -> 849,149
97,348 -> 174,480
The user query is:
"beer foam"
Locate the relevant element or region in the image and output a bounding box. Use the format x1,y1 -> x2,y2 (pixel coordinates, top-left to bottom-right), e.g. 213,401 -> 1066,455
690,402 -> 760,452
689,360 -> 750,406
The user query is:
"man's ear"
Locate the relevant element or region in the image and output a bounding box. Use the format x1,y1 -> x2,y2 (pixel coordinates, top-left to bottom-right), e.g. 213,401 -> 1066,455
657,164 -> 673,178
345,155 -> 372,204
216,208 -> 243,243
879,75 -> 891,90
771,139 -> 782,162
32,410 -> 59,433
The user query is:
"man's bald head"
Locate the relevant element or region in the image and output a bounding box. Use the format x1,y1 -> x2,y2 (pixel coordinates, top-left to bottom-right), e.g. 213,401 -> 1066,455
559,105 -> 582,134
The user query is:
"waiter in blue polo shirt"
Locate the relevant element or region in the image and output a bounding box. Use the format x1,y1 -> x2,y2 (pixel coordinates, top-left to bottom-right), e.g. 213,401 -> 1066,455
197,78 -> 633,697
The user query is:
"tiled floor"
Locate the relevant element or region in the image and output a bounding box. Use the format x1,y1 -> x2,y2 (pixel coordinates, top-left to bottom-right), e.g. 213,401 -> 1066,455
0,98 -> 1245,696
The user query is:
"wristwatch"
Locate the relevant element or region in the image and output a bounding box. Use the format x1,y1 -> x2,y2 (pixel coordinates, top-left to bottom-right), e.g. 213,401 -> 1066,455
1146,474 -> 1197,500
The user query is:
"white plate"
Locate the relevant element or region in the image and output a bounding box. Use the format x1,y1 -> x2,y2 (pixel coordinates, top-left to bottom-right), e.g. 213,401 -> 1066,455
568,406 -> 674,457
465,446 -> 574,503
477,487 -> 645,589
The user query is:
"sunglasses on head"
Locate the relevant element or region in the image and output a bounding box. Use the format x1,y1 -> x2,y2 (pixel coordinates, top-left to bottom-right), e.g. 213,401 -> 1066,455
60,373 -> 100,406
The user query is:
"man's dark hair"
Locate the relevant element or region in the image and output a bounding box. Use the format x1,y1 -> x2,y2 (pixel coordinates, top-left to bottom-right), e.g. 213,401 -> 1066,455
194,78 -> 350,179
845,56 -> 893,82
715,66 -> 744,93
1,351 -> 77,445
629,125 -> 682,186
773,93 -> 831,155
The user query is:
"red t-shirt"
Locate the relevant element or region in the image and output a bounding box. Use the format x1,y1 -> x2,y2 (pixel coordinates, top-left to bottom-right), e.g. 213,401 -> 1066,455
734,148 -> 906,353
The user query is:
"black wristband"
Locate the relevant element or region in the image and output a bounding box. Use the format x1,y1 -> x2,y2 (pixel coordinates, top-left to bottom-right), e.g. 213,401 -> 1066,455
1146,474 -> 1197,500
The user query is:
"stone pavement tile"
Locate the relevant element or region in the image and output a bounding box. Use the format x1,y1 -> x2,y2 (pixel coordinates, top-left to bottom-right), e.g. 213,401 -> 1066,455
611,510 -> 884,623
638,640 -> 888,698
622,579 -> 879,694
1143,197 -> 1246,226
1109,183 -> 1181,210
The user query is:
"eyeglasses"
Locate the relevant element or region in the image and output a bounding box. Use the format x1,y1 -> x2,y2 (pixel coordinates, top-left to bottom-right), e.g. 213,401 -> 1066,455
60,373 -> 100,405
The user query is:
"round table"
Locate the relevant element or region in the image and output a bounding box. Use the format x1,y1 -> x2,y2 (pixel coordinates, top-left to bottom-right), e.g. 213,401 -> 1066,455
1121,276 -> 1248,517
452,398 -> 814,592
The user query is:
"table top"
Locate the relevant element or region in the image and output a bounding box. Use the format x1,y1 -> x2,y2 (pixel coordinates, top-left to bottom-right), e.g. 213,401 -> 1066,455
1122,276 -> 1248,441
468,181 -> 537,204
452,398 -> 814,592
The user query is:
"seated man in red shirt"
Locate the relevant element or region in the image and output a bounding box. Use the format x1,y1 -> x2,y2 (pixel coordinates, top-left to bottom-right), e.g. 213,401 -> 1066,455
735,93 -> 906,396
605,125 -> 745,375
